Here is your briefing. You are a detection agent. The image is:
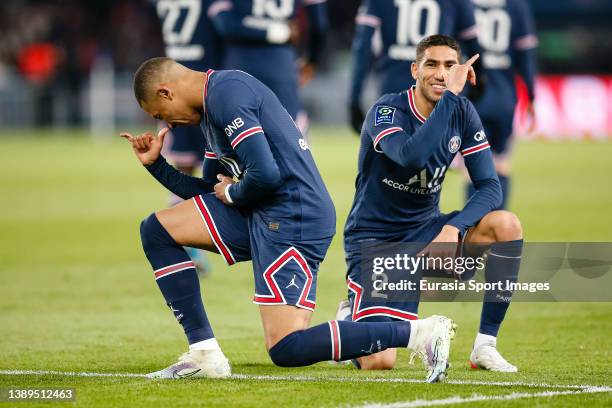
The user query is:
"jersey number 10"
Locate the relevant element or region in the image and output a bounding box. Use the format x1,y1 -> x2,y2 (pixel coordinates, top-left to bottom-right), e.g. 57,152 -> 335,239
389,0 -> 440,61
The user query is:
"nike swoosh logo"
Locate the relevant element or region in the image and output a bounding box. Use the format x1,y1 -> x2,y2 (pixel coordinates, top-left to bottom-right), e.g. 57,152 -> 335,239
173,368 -> 201,379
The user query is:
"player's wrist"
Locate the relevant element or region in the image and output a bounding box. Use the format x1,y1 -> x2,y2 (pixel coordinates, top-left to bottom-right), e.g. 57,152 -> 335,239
442,224 -> 460,237
144,155 -> 165,168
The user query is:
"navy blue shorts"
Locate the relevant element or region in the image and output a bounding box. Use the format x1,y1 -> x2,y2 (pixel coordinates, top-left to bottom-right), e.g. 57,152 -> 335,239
345,211 -> 475,322
192,194 -> 332,311
162,126 -> 207,166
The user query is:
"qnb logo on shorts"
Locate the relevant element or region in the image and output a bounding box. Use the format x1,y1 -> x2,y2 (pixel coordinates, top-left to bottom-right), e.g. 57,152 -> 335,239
224,117 -> 244,136
474,130 -> 486,142
298,138 -> 310,151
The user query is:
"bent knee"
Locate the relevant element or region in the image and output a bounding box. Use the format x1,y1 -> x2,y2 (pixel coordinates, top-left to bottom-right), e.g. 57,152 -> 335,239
267,331 -> 303,367
359,350 -> 397,370
492,211 -> 522,241
140,213 -> 160,247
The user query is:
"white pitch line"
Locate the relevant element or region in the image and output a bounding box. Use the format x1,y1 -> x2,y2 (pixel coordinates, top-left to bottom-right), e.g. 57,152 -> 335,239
0,370 -> 609,392
0,370 -> 146,378
355,387 -> 612,408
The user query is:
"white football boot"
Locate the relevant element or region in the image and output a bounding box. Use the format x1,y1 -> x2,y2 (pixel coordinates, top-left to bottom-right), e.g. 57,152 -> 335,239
329,300 -> 352,365
335,299 -> 351,321
146,349 -> 231,379
408,315 -> 457,383
470,336 -> 517,372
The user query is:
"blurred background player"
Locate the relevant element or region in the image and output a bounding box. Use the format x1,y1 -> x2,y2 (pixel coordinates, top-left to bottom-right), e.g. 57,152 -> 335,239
155,0 -> 224,273
349,0 -> 484,134
466,0 -> 538,209
208,0 -> 328,134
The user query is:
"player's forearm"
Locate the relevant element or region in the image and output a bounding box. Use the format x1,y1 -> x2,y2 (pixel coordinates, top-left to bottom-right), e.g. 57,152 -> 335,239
146,156 -> 214,199
516,48 -> 538,101
447,177 -> 502,234
349,25 -> 375,104
227,136 -> 283,206
380,92 -> 461,168
305,4 -> 329,65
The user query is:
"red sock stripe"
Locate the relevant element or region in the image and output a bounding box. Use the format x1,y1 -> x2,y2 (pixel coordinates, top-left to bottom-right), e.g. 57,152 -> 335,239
328,320 -> 340,361
193,195 -> 235,265
332,320 -> 341,361
154,261 -> 195,279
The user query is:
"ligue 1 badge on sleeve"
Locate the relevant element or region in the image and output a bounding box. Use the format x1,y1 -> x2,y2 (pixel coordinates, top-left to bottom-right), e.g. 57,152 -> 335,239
448,135 -> 461,153
374,105 -> 396,126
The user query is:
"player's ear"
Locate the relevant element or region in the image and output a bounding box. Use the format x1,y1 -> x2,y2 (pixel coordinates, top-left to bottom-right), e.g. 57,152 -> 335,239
157,87 -> 173,101
411,62 -> 418,81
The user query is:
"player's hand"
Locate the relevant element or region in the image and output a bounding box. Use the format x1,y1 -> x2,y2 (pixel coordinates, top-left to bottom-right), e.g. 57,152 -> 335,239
299,60 -> 316,88
525,101 -> 537,133
214,174 -> 235,206
349,103 -> 365,134
419,225 -> 460,273
120,127 -> 169,166
445,54 -> 479,96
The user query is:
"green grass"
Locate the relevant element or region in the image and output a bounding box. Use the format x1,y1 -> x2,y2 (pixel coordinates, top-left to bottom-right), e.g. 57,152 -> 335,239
0,128 -> 611,407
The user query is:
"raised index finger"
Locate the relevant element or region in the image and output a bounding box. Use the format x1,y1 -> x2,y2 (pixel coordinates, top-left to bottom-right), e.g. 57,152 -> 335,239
119,132 -> 134,141
464,54 -> 480,66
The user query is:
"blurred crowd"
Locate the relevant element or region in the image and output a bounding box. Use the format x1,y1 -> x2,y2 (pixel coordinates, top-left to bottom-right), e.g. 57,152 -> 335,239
0,0 -> 609,128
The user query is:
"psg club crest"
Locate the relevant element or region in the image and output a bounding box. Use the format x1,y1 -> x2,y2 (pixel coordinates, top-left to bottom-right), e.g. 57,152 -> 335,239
448,136 -> 461,153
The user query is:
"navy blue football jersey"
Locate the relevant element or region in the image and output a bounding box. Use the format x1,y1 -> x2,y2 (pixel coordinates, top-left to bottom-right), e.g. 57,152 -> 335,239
155,0 -> 223,70
208,0 -> 328,118
199,69 -> 335,240
344,88 -> 501,248
471,0 -> 538,116
350,0 -> 479,103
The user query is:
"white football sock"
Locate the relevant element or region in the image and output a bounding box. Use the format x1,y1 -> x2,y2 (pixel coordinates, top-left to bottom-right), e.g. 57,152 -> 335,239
407,320 -> 423,350
474,332 -> 496,349
189,338 -> 221,351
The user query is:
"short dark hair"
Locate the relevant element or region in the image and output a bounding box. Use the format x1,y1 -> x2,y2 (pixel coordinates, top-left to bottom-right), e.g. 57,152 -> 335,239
415,34 -> 462,63
133,57 -> 173,104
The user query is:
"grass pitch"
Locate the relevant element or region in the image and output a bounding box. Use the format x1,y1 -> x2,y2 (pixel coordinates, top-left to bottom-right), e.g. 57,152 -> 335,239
0,128 -> 611,407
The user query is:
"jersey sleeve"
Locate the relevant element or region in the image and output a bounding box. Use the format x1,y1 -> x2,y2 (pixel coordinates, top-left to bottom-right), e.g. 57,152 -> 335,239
370,92 -> 463,169
208,78 -> 283,206
349,0 -> 380,105
145,155 -> 216,198
512,0 -> 538,101
202,140 -> 231,188
446,102 -> 501,233
208,0 -> 290,45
